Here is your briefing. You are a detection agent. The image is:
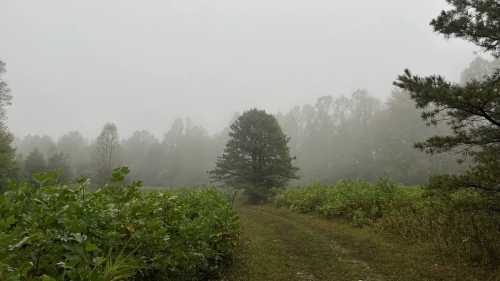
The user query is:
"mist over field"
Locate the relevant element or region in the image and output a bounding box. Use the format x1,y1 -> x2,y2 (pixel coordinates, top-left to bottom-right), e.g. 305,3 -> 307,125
1,1 -> 500,280
1,0 -> 479,138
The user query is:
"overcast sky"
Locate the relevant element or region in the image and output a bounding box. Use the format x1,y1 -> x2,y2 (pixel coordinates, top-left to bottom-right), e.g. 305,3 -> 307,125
1,0 -> 480,139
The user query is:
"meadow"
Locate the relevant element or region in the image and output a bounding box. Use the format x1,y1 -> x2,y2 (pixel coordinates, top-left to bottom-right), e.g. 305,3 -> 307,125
3,171 -> 500,281
275,179 -> 500,266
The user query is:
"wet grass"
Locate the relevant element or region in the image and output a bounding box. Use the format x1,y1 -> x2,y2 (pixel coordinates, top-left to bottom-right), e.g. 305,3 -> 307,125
222,205 -> 498,281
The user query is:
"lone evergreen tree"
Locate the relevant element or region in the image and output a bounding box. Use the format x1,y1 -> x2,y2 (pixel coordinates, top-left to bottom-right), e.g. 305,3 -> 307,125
210,109 -> 298,202
395,0 -> 500,193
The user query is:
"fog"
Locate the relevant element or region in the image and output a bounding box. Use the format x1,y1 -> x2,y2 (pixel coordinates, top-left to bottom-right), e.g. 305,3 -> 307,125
3,1 -> 500,277
1,0 -> 478,139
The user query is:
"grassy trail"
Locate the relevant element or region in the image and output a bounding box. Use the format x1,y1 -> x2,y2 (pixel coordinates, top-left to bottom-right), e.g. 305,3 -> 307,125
222,205 -> 490,281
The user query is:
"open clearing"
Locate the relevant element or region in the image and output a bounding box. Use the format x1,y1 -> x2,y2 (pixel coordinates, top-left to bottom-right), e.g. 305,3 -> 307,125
222,205 -> 494,281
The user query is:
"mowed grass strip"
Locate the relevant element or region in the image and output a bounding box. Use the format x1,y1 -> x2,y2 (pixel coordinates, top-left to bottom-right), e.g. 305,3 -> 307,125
223,205 -> 379,281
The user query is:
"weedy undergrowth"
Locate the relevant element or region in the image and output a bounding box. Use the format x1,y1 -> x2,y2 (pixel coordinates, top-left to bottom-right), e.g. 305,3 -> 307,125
276,179 -> 500,266
0,167 -> 239,281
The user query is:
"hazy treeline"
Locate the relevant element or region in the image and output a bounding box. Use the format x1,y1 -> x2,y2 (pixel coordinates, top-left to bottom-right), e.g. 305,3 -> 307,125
277,90 -> 462,185
12,93 -> 456,187
15,120 -> 227,187
14,56 -> 497,187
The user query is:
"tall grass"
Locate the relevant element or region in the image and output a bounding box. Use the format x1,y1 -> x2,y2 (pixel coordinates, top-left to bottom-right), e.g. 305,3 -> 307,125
276,179 -> 500,266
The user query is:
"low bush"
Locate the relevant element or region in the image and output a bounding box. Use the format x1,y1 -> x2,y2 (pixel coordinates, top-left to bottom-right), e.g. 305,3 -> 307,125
0,168 -> 239,281
276,179 -> 500,265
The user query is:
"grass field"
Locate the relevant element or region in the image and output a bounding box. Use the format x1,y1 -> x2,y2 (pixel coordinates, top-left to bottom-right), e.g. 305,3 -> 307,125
222,204 -> 497,281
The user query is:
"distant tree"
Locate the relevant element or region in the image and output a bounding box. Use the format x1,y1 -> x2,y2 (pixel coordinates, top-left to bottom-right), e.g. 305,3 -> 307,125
0,61 -> 12,126
93,123 -> 120,184
370,90 -> 463,184
47,152 -> 73,182
17,134 -> 57,159
161,119 -> 186,186
14,153 -> 24,181
395,1 -> 500,193
210,109 -> 299,202
57,131 -> 89,177
163,118 -> 185,147
141,142 -> 167,186
122,130 -> 159,183
158,119 -> 216,187
123,130 -> 157,160
0,61 -> 16,189
58,131 -> 87,153
0,130 -> 16,189
460,57 -> 498,84
24,149 -> 47,178
345,90 -> 381,179
174,124 -> 214,186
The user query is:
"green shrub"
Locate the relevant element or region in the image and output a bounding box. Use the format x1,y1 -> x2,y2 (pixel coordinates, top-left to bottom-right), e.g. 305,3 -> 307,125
379,189 -> 500,265
276,180 -> 500,265
0,168 -> 239,281
276,179 -> 399,225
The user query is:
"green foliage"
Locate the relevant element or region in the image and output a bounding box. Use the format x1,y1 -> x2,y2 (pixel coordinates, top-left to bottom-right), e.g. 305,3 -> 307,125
0,129 -> 16,190
24,149 -> 47,180
57,131 -> 90,179
0,61 -> 16,191
276,181 -> 500,265
210,109 -> 299,203
430,0 -> 500,56
0,168 -> 239,280
276,179 -> 402,226
395,0 -> 500,193
47,152 -> 73,183
379,189 -> 500,266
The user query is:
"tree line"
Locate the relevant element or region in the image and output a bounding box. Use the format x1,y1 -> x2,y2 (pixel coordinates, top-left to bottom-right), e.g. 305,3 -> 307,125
8,55 -> 495,187
14,119 -> 224,187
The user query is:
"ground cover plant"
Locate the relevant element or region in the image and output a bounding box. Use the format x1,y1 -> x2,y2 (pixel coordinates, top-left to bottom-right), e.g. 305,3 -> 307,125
0,168 -> 239,281
275,180 -> 500,266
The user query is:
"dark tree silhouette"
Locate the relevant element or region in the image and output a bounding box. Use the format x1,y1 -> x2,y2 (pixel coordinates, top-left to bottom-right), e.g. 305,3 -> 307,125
210,109 -> 298,202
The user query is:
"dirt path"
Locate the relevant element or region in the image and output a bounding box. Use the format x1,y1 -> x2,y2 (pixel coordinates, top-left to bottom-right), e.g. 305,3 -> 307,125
222,205 -> 488,281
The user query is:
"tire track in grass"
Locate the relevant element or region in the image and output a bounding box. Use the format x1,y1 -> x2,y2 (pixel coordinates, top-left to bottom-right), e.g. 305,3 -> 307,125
223,205 -> 492,281
223,205 -> 382,281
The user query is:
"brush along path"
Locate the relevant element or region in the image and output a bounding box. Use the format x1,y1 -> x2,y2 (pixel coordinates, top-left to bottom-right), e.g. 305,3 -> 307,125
222,205 -> 488,281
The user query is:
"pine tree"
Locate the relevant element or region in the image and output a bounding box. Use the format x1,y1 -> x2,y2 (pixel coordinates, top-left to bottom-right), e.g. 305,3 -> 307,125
394,0 -> 500,193
210,109 -> 299,202
430,0 -> 500,57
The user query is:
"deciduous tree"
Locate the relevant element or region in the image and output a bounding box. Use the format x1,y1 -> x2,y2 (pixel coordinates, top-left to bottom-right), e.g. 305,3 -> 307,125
47,152 -> 73,182
93,123 -> 120,184
24,149 -> 46,178
0,61 -> 16,189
